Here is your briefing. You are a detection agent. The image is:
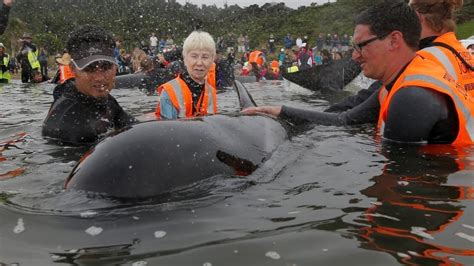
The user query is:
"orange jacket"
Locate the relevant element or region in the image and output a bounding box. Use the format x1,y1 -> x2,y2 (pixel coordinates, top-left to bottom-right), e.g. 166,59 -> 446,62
155,76 -> 217,118
59,64 -> 75,84
270,60 -> 279,73
207,62 -> 216,89
249,50 -> 264,67
378,55 -> 474,145
417,32 -> 474,93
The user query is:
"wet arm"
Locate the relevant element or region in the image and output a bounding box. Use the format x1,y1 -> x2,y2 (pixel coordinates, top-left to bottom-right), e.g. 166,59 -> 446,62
325,80 -> 382,113
279,87 -> 380,126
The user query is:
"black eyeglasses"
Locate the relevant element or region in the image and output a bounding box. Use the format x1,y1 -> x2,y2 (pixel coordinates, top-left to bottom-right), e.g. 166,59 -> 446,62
351,36 -> 383,53
82,61 -> 116,73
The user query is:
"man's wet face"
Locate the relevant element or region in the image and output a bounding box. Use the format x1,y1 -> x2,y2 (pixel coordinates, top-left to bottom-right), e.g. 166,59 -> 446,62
74,61 -> 117,99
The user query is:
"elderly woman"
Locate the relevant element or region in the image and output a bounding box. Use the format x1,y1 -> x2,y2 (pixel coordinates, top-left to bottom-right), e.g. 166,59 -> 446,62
155,31 -> 217,119
410,0 -> 473,90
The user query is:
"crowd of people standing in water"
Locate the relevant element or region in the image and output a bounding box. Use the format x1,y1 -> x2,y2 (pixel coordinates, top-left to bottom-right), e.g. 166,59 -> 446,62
1,0 -> 473,148
36,25 -> 354,87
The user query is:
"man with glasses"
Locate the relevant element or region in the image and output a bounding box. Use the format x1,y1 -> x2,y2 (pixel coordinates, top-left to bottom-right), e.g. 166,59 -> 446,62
243,1 -> 472,144
42,25 -> 136,146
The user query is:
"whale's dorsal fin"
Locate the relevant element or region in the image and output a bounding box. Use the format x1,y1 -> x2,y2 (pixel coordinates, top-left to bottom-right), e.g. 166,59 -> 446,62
234,80 -> 257,110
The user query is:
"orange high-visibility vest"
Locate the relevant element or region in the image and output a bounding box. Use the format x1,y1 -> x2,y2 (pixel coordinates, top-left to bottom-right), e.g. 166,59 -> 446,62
270,60 -> 279,73
249,50 -> 264,67
378,55 -> 474,145
417,32 -> 474,94
207,62 -> 216,89
155,76 -> 217,118
59,64 -> 75,84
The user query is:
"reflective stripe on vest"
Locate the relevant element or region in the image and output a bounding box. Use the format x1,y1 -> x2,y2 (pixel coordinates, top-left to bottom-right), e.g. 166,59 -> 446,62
168,79 -> 187,118
421,46 -> 456,80
207,63 -> 216,89
377,55 -> 474,144
201,82 -> 215,114
377,88 -> 389,139
287,65 -> 299,73
404,74 -> 474,140
418,33 -> 474,93
159,77 -> 217,118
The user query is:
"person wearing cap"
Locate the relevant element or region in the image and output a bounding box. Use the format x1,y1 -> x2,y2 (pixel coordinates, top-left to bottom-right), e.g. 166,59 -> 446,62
42,25 -> 136,146
0,0 -> 13,36
155,30 -> 217,120
16,33 -> 40,83
0,42 -> 11,83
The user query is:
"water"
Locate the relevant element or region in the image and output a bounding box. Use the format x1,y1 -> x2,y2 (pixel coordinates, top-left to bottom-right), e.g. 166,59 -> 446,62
1,78 -> 473,265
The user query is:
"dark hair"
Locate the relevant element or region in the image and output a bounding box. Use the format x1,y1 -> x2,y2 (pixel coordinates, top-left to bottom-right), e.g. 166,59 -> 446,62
355,1 -> 421,50
66,25 -> 116,58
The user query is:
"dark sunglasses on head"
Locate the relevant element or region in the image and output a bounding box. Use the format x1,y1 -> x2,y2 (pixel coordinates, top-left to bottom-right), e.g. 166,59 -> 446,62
82,61 -> 116,73
351,33 -> 389,53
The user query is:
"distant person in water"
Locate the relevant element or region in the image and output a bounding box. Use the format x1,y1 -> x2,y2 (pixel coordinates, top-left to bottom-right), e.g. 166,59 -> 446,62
0,42 -> 12,83
0,0 -> 13,35
42,25 -> 136,146
16,33 -> 40,83
155,30 -> 217,119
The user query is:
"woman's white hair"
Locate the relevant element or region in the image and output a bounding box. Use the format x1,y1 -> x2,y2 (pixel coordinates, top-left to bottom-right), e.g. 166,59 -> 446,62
182,31 -> 216,58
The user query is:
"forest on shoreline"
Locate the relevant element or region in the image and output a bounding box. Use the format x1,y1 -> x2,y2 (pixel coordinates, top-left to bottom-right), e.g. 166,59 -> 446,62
1,0 -> 473,54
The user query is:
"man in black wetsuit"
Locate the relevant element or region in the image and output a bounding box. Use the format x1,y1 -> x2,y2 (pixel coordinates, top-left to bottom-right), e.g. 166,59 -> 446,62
243,1 -> 467,144
42,25 -> 136,146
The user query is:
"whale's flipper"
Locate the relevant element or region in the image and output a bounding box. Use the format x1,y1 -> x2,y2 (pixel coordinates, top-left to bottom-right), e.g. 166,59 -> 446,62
234,80 -> 257,110
282,57 -> 362,91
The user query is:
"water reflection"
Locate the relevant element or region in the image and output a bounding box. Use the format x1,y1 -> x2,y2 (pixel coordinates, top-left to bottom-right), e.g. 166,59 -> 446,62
354,144 -> 474,264
51,240 -> 139,264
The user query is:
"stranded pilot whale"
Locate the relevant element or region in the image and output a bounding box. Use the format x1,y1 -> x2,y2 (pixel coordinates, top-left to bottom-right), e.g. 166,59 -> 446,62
65,81 -> 290,198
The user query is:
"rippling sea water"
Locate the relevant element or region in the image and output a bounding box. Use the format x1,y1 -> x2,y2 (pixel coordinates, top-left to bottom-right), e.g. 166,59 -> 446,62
1,77 -> 473,265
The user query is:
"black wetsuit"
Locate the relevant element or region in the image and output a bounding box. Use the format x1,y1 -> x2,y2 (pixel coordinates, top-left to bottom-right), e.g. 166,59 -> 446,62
42,81 -> 136,146
279,59 -> 458,144
0,3 -> 11,35
280,83 -> 381,126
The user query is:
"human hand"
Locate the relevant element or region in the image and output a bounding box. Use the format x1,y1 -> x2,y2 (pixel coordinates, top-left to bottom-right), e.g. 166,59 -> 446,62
240,106 -> 282,118
3,0 -> 13,7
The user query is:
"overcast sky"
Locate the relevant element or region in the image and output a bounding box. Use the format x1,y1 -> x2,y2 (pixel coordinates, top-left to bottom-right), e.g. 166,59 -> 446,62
176,0 -> 335,9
